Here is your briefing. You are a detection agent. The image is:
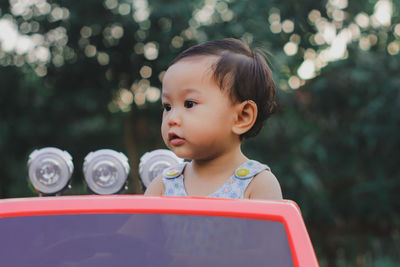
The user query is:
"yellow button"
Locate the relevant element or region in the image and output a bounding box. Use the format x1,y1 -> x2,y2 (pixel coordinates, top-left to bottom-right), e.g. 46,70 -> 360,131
166,169 -> 180,176
236,168 -> 250,177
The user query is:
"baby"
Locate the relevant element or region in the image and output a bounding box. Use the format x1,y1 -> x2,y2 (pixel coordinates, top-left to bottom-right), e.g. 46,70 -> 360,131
145,38 -> 282,200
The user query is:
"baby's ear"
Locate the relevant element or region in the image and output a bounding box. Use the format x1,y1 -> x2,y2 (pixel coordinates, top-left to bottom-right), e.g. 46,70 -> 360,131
232,100 -> 258,136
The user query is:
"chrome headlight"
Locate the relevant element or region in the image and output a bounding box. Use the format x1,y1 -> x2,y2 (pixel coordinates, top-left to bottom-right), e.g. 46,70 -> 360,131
28,147 -> 74,195
83,149 -> 130,194
139,149 -> 183,188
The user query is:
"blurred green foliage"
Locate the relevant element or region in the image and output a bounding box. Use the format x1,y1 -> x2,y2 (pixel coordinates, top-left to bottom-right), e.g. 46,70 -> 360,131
0,0 -> 399,265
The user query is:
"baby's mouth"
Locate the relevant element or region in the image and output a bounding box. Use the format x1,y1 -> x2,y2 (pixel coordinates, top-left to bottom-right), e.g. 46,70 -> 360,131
168,133 -> 185,145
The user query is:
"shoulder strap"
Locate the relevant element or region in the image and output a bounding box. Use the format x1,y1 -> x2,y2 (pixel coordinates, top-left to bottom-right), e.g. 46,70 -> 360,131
162,163 -> 187,197
208,160 -> 270,199
162,163 -> 186,179
233,160 -> 270,180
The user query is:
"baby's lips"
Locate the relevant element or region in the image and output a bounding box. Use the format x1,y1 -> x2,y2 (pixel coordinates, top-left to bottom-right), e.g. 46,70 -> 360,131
170,137 -> 185,146
168,132 -> 182,141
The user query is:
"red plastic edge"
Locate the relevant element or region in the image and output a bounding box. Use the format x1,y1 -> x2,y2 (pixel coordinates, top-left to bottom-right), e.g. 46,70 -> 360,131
0,195 -> 318,267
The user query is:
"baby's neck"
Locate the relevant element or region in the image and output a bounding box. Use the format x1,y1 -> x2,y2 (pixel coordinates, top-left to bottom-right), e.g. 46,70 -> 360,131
189,146 -> 247,180
182,145 -> 247,196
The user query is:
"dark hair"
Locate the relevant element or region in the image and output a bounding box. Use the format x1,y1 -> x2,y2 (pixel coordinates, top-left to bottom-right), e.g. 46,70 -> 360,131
171,38 -> 277,139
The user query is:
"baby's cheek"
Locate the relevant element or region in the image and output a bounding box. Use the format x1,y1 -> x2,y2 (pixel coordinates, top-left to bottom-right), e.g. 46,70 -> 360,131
160,124 -> 168,142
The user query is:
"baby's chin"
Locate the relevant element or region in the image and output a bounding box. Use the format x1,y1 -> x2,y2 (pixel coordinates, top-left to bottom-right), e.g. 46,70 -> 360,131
166,143 -> 214,161
164,145 -> 189,159
176,152 -> 218,162
171,150 -> 192,161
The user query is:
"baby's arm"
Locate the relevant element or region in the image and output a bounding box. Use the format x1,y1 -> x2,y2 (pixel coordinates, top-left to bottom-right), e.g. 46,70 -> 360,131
245,171 -> 283,200
144,175 -> 165,195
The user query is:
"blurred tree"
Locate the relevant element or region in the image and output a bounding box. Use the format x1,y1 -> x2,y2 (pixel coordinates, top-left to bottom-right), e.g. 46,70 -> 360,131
0,0 -> 399,265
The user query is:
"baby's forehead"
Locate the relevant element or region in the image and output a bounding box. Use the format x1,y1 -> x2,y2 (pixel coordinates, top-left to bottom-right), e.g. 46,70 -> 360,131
163,55 -> 219,84
161,55 -> 234,97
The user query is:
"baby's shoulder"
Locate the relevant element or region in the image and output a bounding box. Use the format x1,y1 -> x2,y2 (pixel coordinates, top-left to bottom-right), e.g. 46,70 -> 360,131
144,175 -> 164,196
245,168 -> 282,200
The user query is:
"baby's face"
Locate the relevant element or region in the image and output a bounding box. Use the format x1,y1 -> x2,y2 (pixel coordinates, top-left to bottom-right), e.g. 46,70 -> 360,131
161,56 -> 238,160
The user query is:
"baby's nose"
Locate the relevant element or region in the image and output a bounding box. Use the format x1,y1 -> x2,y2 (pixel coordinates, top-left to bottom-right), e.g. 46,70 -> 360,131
167,109 -> 182,126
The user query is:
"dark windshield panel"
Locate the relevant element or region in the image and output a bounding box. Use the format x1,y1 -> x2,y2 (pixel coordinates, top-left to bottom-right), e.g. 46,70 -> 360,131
0,214 -> 293,267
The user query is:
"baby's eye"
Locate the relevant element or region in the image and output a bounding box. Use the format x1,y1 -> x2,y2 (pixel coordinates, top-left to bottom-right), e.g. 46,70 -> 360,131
184,100 -> 196,109
163,103 -> 171,111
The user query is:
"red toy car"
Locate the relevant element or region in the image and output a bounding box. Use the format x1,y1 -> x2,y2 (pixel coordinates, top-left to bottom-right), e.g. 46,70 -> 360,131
0,195 -> 318,266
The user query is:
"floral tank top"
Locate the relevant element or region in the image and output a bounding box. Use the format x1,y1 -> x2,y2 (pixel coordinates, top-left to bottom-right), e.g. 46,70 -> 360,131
162,160 -> 270,199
